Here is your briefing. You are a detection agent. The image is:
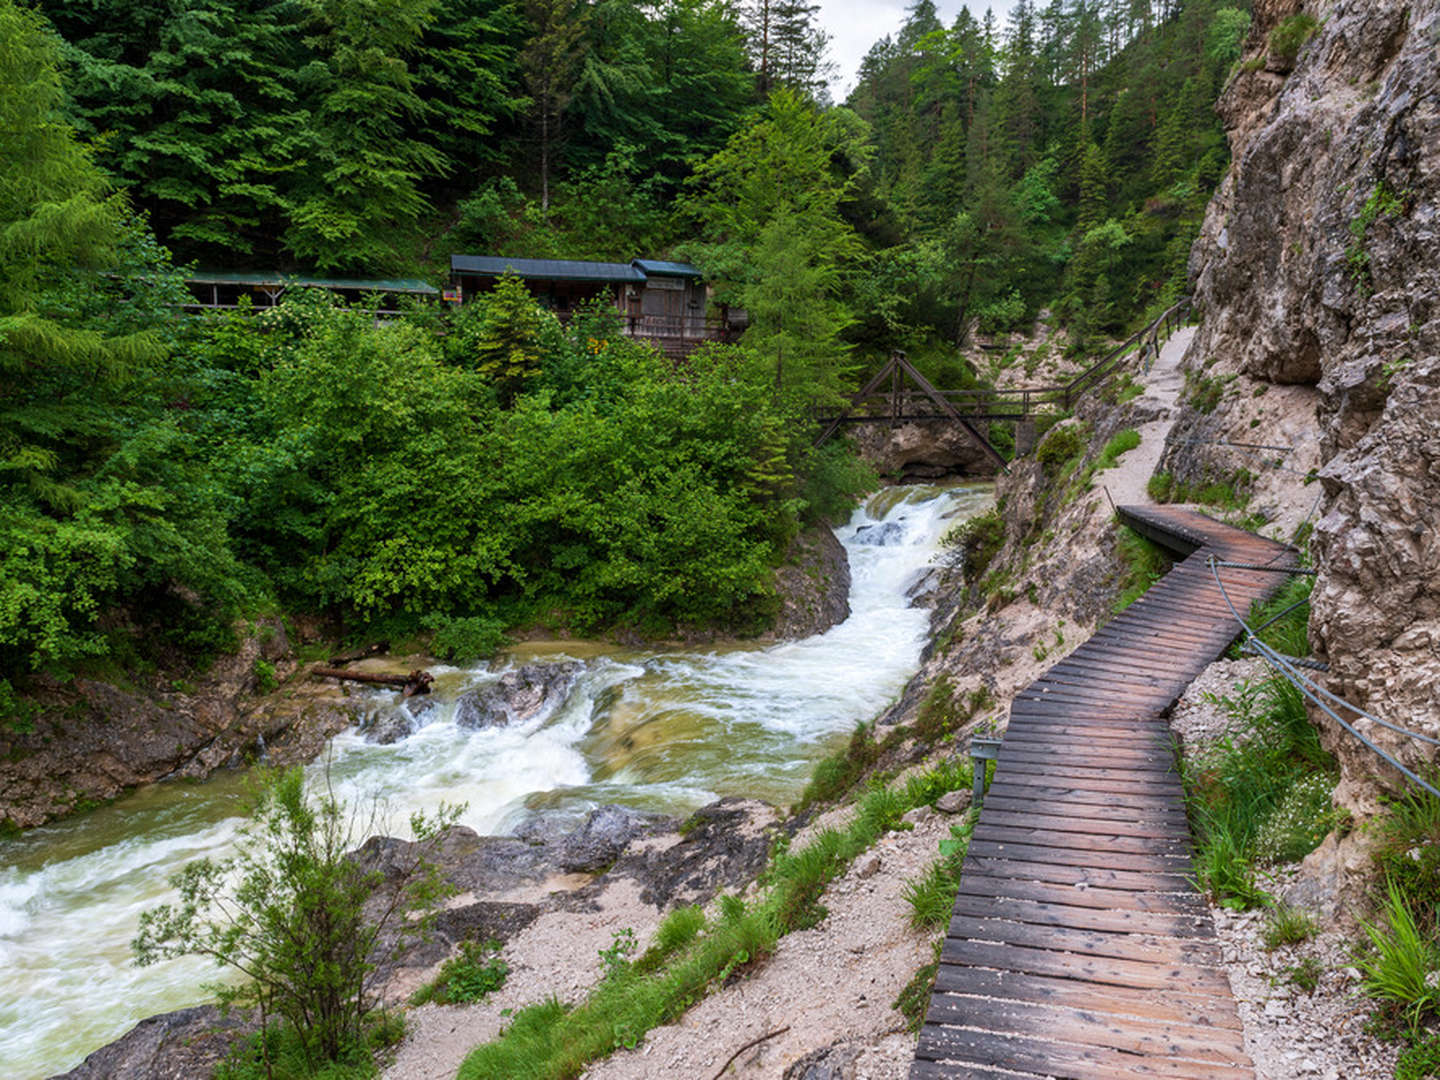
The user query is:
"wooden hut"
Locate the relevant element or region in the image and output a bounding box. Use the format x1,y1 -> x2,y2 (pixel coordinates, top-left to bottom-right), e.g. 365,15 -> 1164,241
448,255 -> 744,357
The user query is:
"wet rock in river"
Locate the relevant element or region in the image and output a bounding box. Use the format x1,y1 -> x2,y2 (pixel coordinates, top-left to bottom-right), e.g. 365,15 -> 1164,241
852,521 -> 905,547
455,661 -> 584,730
49,1005 -> 258,1080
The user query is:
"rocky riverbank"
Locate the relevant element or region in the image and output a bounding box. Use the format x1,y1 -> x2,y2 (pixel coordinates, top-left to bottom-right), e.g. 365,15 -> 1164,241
1,523 -> 855,834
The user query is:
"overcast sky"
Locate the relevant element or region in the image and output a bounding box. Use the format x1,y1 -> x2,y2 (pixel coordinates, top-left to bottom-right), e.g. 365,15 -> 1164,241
818,1 -> 1021,100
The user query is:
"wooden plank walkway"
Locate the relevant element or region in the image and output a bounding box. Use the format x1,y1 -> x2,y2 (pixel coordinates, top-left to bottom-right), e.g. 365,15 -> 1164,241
912,505 -> 1298,1080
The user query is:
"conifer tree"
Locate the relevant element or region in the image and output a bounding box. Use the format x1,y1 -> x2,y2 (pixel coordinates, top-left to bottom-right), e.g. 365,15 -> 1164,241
285,0 -> 444,270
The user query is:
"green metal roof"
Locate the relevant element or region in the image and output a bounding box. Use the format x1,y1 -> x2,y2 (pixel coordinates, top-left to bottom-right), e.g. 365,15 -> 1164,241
450,256 -> 645,283
631,259 -> 701,277
185,271 -> 439,294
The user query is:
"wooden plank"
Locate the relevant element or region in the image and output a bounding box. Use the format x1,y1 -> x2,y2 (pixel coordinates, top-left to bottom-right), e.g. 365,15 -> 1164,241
1018,686 -> 1173,712
1043,656 -> 1189,682
992,760 -> 1186,791
930,966 -> 1240,1029
1008,699 -> 1176,722
945,914 -> 1222,967
916,1023 -> 1252,1079
966,839 -> 1191,874
973,823 -> 1189,858
997,733 -> 1173,754
1000,721 -> 1171,743
983,778 -> 1189,810
954,873 -> 1207,916
909,1061 -> 1023,1080
978,795 -> 1190,826
997,734 -> 1173,759
936,940 -> 1232,997
1001,719 -> 1171,741
923,994 -> 1249,1065
948,893 -> 1210,938
994,741 -> 1176,768
978,809 -> 1191,841
960,855 -> 1193,894
997,746 -> 1179,773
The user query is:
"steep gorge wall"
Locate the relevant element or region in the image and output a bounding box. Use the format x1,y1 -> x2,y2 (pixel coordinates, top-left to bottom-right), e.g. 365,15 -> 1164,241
1181,0 -> 1440,808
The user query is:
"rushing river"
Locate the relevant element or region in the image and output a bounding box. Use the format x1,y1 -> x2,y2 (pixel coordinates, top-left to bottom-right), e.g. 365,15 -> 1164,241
0,483 -> 991,1079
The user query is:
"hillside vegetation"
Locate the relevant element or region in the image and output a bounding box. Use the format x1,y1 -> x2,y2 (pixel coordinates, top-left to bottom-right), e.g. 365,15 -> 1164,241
2,0 -> 1251,718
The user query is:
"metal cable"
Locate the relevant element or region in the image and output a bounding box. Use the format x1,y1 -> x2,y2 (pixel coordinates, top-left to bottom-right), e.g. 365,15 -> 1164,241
1206,555 -> 1440,799
1212,559 -> 1318,575
1251,595 -> 1313,636
1238,640 -> 1329,672
1180,439 -> 1296,453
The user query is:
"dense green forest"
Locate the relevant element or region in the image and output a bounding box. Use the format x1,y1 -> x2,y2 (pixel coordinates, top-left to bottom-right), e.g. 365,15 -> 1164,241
1,0 -> 1250,715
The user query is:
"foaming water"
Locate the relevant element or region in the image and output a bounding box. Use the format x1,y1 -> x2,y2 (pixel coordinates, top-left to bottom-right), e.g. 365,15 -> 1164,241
0,482 -> 990,1078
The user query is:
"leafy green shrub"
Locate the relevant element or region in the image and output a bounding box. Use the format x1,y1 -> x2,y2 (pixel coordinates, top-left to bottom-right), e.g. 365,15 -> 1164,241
976,289 -> 1027,335
1268,13 -> 1319,68
1035,423 -> 1087,479
410,939 -> 508,1006
134,768 -> 460,1070
252,657 -> 278,694
425,614 -> 510,663
800,441 -> 879,523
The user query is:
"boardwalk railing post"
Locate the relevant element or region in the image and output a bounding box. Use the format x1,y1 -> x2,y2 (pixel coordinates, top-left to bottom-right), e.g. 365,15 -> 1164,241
969,735 -> 1003,809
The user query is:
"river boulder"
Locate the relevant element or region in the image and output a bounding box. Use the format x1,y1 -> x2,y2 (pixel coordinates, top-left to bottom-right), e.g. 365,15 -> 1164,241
49,1005 -> 258,1080
455,661 -> 584,730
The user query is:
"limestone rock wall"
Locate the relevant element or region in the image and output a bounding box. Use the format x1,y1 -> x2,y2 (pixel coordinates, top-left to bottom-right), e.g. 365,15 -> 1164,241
1184,0 -> 1440,804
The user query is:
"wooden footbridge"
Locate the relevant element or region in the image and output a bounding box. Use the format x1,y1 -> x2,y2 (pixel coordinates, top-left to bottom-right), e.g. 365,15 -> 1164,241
817,301 -> 1193,471
912,504 -> 1297,1080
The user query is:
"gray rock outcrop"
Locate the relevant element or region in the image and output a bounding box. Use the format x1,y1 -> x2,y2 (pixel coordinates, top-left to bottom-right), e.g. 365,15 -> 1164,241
1183,0 -> 1440,805
851,419 -> 1002,480
765,524 -> 852,641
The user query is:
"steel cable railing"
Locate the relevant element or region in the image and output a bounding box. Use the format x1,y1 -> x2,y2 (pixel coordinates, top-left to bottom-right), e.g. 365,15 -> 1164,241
1207,554 -> 1440,799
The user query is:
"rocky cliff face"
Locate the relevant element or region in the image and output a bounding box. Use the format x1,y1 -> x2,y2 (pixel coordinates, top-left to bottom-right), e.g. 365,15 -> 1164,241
1182,0 -> 1440,806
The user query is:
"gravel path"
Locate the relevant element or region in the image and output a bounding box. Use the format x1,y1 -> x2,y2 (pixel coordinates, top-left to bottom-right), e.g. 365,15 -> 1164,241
1095,325 -> 1193,507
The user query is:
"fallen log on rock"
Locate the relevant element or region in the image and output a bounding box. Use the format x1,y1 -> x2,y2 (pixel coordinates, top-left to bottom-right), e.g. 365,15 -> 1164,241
313,667 -> 433,697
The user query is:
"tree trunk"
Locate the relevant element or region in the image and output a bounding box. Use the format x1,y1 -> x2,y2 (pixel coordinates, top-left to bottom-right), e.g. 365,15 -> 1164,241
312,668 -> 433,697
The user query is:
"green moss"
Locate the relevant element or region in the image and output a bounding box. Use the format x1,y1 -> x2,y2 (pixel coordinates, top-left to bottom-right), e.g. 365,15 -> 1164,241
1035,423 -> 1088,478
1346,182 -> 1405,296
1268,13 -> 1319,68
945,507 -> 1005,586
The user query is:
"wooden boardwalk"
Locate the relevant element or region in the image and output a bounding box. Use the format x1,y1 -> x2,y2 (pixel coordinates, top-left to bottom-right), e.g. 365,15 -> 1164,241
912,505 -> 1298,1080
